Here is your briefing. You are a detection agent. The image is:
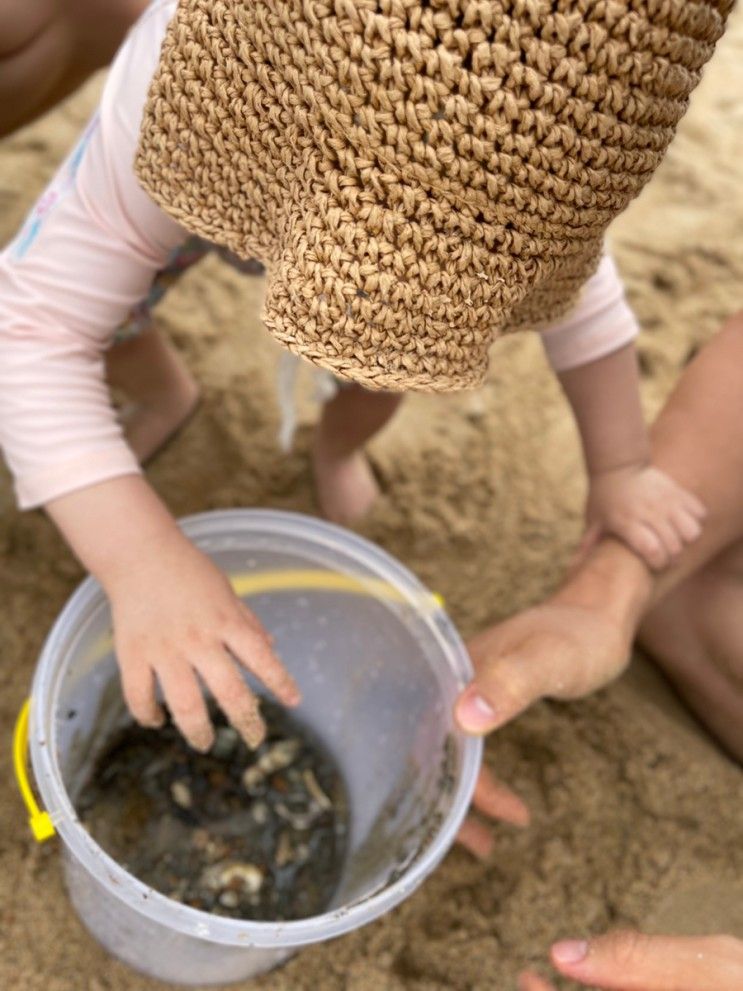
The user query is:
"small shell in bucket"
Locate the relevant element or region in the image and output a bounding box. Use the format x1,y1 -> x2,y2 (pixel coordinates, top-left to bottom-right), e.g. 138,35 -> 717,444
202,862 -> 264,896
75,699 -> 349,922
242,738 -> 302,792
25,510 -> 482,986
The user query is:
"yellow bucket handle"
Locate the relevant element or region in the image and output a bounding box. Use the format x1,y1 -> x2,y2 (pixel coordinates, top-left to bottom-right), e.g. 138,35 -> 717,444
13,699 -> 55,842
12,568 -> 443,844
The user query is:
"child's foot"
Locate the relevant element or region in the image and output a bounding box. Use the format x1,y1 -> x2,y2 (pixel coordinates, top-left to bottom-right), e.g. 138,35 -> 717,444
311,442 -> 380,526
639,542 -> 743,762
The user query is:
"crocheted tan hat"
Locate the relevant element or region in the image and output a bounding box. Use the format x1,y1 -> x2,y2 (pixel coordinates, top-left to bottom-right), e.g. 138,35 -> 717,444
136,0 -> 731,392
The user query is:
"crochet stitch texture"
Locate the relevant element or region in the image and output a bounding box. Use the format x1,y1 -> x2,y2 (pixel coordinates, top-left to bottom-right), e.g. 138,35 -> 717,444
136,0 -> 733,391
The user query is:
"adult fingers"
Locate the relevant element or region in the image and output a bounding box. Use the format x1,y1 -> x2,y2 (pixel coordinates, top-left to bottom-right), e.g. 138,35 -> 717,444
157,658 -> 215,752
471,764 -> 530,828
455,765 -> 530,859
456,815 -> 494,859
196,649 -> 266,749
567,523 -> 602,576
579,522 -> 602,555
518,972 -> 556,991
551,931 -> 743,990
226,608 -> 301,707
120,655 -> 165,728
456,631 -> 565,735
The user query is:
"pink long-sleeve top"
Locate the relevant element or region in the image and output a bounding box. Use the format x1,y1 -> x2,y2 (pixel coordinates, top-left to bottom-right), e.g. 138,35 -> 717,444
0,0 -> 639,511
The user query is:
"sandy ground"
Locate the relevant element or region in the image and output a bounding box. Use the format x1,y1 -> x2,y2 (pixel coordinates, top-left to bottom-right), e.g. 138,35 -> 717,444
2,11 -> 743,989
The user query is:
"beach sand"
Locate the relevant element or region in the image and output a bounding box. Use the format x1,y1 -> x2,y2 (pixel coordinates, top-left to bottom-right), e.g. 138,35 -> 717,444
1,11 -> 743,988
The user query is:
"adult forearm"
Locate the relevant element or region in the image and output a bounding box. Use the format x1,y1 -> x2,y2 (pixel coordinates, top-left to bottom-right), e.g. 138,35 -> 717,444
564,311 -> 743,626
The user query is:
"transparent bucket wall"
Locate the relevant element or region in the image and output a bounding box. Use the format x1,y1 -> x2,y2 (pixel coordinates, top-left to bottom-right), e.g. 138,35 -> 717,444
39,518 -> 470,970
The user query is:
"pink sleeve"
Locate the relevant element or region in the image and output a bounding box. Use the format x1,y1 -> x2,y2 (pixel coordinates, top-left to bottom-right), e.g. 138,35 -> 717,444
539,253 -> 639,372
0,0 -> 183,510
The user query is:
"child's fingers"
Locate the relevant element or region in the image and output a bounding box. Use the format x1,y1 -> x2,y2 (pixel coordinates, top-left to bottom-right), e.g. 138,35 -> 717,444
196,650 -> 266,749
233,598 -> 271,637
647,516 -> 683,559
227,612 -> 301,707
624,522 -> 667,570
671,506 -> 702,543
156,658 -> 215,752
120,657 -> 165,728
681,488 -> 707,519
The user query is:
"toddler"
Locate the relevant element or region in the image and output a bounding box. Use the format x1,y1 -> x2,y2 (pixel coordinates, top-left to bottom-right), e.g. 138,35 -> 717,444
1,0 -> 725,749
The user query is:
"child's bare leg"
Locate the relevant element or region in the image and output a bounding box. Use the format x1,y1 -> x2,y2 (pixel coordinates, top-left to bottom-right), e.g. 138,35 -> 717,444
313,384 -> 402,525
106,325 -> 200,464
0,0 -> 146,137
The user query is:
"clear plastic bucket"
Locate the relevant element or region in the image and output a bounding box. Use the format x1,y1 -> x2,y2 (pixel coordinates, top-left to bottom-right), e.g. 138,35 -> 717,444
25,510 -> 482,985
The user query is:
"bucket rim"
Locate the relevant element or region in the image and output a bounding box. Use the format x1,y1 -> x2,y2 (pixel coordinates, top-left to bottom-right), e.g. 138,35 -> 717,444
29,508 -> 483,948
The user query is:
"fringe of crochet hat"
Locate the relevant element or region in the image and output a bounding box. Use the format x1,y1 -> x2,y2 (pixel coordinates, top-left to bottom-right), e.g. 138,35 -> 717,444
135,0 -> 733,392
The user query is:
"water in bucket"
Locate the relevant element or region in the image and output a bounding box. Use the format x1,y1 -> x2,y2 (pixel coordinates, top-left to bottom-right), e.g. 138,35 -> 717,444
76,697 -> 350,922
23,510 -> 482,985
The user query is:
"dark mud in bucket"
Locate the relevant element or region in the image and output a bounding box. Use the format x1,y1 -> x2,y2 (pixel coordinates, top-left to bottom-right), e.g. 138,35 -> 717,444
20,510 -> 482,986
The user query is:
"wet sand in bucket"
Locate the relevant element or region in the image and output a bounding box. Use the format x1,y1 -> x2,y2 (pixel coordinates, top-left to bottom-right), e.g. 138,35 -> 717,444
76,700 -> 349,921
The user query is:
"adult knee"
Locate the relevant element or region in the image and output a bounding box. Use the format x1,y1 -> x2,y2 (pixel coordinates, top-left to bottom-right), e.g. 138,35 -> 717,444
0,0 -> 55,58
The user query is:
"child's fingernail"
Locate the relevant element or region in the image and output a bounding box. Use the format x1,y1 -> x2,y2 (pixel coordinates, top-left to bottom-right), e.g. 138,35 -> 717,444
142,711 -> 166,729
456,690 -> 497,732
285,682 -> 302,706
552,940 -> 588,965
239,714 -> 266,750
190,728 -> 215,753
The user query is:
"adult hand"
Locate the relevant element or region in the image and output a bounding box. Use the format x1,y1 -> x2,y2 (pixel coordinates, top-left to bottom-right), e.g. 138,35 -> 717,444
455,592 -> 634,738
455,763 -> 530,858
518,930 -> 743,990
453,549 -> 646,856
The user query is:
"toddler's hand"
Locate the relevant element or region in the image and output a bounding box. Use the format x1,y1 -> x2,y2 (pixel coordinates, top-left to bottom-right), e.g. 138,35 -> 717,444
584,464 -> 706,570
108,529 -> 300,751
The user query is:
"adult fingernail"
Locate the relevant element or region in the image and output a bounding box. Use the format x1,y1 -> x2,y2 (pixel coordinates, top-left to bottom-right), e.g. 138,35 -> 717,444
552,940 -> 588,965
456,690 -> 497,732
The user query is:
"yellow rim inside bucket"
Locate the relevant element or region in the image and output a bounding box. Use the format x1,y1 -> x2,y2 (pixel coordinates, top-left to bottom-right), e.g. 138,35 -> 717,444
13,569 -> 443,843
